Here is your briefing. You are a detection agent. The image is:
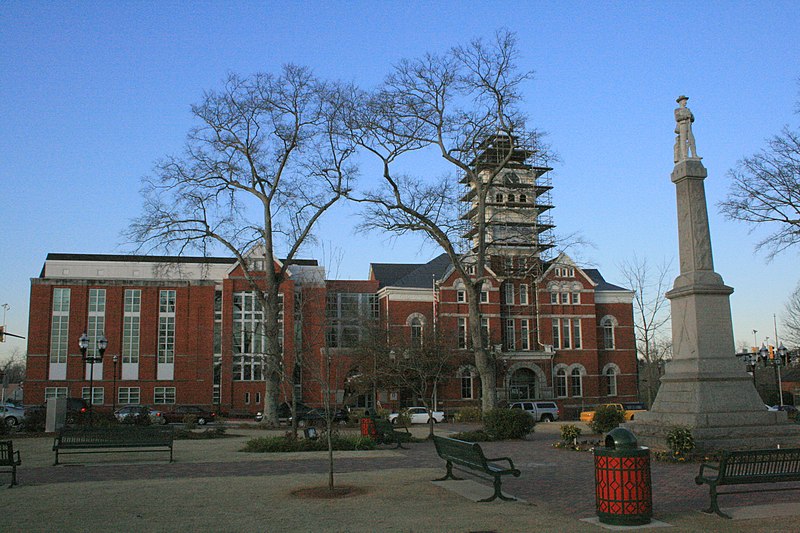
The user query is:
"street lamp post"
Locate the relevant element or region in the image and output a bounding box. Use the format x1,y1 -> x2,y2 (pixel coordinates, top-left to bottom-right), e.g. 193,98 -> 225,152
759,343 -> 789,406
78,332 -> 107,423
112,355 -> 118,413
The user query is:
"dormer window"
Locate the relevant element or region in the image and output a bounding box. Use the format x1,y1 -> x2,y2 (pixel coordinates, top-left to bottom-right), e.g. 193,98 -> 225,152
495,193 -> 503,203
519,194 -> 527,203
504,172 -> 520,185
507,194 -> 515,202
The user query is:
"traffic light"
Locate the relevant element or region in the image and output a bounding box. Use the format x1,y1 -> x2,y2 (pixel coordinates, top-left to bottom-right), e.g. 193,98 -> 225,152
769,344 -> 775,360
0,325 -> 4,342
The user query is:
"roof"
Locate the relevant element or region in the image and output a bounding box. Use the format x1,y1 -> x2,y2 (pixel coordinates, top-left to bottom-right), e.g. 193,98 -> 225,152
370,254 -> 452,289
583,269 -> 629,291
44,253 -> 317,266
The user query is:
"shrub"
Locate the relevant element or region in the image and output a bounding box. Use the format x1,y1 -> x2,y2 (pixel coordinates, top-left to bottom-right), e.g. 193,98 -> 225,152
183,414 -> 198,429
590,405 -> 625,434
560,424 -> 582,444
666,426 -> 695,456
241,434 -> 376,453
454,406 -> 482,423
392,411 -> 412,427
22,408 -> 45,433
449,430 -> 493,442
482,408 -> 534,440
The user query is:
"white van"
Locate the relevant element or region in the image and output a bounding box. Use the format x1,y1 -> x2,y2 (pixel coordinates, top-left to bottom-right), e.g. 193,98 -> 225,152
509,401 -> 560,422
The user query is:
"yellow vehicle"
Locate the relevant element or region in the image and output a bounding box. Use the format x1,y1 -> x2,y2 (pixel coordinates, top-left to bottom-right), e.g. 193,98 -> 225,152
579,402 -> 647,423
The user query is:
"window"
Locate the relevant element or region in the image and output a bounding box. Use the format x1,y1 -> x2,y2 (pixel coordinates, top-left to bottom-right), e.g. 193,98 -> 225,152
481,318 -> 490,348
233,292 -> 283,379
504,283 -> 515,305
245,392 -> 251,404
82,387 -> 104,405
87,288 -> 106,358
410,317 -> 423,348
154,387 -> 176,404
460,368 -> 474,399
505,319 -> 515,350
572,319 -> 582,349
520,319 -> 530,350
50,288 -> 70,364
456,289 -> 466,303
158,290 -> 176,364
561,292 -> 570,304
325,292 -> 376,348
122,289 -> 141,364
555,369 -> 567,398
570,368 -> 583,397
118,387 -> 140,405
605,367 -> 618,396
601,316 -> 617,350
507,194 -> 515,202
480,288 -> 489,303
457,317 -> 467,349
550,292 -> 558,305
519,194 -> 527,203
552,320 -> 560,349
562,319 -> 571,349
519,284 -> 528,305
571,292 -> 580,304
256,392 -> 261,404
495,193 -> 503,202
45,387 -> 68,400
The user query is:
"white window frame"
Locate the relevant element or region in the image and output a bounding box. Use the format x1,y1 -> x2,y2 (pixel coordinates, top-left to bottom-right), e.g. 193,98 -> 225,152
481,317 -> 490,348
158,290 -> 176,365
570,368 -> 583,397
118,387 -> 141,405
457,317 -> 467,349
571,292 -> 580,304
50,288 -> 71,365
605,368 -> 618,396
82,386 -> 104,405
456,289 -> 466,303
520,319 -> 530,350
45,387 -> 68,400
505,319 -> 515,350
87,288 -> 106,359
519,284 -> 528,305
154,386 -> 176,404
122,289 -> 141,364
504,283 -> 515,305
460,368 -> 474,399
555,368 -> 568,398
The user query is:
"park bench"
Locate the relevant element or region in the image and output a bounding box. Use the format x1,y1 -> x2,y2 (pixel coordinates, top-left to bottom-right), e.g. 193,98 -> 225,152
0,440 -> 21,487
432,435 -> 520,502
371,417 -> 412,449
695,447 -> 800,518
53,426 -> 175,465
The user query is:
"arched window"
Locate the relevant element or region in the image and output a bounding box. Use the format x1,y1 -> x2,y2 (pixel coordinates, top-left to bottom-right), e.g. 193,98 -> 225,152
555,367 -> 568,398
459,367 -> 475,399
406,313 -> 426,348
519,194 -> 527,203
605,367 -> 618,396
570,367 -> 583,397
600,315 -> 618,350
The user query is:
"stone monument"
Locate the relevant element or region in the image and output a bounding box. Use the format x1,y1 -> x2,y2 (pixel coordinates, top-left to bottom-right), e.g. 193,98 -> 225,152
627,96 -> 800,451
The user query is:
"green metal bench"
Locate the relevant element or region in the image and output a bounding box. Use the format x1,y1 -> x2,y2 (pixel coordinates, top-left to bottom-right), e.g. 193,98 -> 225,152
432,435 -> 520,502
695,447 -> 800,518
53,426 -> 175,465
0,441 -> 21,487
371,417 -> 412,449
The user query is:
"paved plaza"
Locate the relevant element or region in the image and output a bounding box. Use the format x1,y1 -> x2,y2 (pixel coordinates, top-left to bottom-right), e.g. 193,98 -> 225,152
3,422 -> 800,532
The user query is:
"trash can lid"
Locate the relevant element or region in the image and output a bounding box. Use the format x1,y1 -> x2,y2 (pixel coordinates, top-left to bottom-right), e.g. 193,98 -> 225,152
605,427 -> 638,449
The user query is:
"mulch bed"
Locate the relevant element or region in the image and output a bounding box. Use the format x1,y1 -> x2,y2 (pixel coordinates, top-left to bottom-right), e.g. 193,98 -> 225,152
291,485 -> 366,499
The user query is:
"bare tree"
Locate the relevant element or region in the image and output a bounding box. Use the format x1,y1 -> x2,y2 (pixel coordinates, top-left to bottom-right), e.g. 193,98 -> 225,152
1,348 -> 26,383
784,282 -> 800,348
618,256 -> 673,406
347,30 -> 552,412
719,97 -> 800,259
127,66 -> 356,424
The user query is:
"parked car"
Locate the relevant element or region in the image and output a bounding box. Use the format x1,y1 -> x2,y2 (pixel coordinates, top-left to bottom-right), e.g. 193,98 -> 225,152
579,403 -> 648,423
0,404 -> 26,427
388,407 -> 445,425
509,401 -> 560,422
162,405 -> 216,425
114,405 -> 167,425
768,404 -> 798,418
290,408 -> 349,427
65,398 -> 90,423
255,402 -> 312,423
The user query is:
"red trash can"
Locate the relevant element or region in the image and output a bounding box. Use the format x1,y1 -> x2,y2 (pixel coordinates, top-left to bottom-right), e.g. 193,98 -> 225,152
594,427 -> 652,526
360,417 -> 376,438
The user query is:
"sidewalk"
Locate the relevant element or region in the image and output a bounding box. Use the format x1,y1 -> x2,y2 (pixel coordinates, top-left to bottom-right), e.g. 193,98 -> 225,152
4,422 -> 800,532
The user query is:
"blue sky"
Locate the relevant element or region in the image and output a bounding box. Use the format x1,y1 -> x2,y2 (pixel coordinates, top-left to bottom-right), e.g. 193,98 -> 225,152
2,1 -> 799,360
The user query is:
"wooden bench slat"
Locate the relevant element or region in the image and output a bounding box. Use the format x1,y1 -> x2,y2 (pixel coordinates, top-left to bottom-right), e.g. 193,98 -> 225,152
53,427 -> 175,465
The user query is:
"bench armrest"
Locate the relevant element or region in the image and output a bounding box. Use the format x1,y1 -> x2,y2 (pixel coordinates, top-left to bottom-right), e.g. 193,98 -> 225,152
13,450 -> 20,465
696,462 -> 720,484
487,456 -> 516,470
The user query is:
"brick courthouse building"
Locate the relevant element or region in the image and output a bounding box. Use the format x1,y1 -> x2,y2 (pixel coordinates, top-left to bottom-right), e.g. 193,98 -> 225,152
25,138 -> 638,419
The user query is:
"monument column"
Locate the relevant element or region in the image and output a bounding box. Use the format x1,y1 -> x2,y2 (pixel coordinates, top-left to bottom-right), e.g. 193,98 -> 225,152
627,96 -> 798,451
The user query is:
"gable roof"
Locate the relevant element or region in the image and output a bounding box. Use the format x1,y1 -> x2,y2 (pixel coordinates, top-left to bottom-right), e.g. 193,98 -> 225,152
583,269 -> 628,291
370,254 -> 452,289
